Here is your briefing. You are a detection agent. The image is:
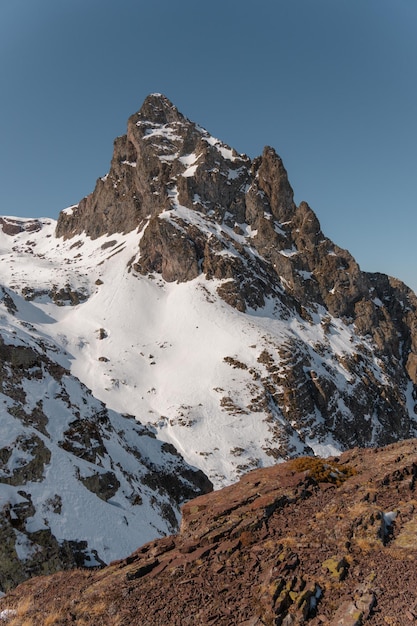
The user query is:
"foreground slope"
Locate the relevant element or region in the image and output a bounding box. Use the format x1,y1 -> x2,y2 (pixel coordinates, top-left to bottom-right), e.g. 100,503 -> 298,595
1,438 -> 417,625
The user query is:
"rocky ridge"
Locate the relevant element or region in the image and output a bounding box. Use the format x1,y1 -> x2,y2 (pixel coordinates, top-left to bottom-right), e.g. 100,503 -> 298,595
1,438 -> 417,625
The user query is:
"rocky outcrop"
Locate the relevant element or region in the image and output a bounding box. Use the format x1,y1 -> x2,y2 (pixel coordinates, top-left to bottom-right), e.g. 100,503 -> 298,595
0,218 -> 42,236
134,216 -> 201,282
2,438 -> 417,625
56,94 -> 250,241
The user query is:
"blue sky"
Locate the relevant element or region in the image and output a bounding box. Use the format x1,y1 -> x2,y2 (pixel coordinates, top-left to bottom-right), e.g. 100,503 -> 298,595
1,0 -> 416,291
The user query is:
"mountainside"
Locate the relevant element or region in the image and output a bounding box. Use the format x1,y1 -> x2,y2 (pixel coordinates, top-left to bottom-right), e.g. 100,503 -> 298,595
2,438 -> 417,625
1,93 -> 417,590
0,267 -> 211,592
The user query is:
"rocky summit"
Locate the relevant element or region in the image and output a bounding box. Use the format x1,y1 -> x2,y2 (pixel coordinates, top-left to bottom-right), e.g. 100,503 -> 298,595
1,438 -> 417,625
0,94 -> 417,593
56,95 -> 417,451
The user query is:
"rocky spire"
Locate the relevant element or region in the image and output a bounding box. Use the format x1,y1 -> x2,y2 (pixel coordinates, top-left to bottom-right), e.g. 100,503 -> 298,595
134,93 -> 186,126
54,94 -> 417,402
55,93 -> 250,240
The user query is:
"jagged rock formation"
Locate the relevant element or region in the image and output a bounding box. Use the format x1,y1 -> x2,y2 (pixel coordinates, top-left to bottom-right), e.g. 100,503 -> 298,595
2,438 -> 417,625
55,93 -> 417,455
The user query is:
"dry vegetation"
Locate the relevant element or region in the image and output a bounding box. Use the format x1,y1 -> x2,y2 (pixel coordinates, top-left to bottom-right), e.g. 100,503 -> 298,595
289,455 -> 356,485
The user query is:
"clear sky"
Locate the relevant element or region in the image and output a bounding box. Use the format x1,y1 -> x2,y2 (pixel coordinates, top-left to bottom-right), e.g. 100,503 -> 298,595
1,0 -> 416,291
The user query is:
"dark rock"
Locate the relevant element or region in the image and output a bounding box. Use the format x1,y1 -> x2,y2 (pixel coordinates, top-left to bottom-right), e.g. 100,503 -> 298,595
80,471 -> 120,502
0,218 -> 42,236
135,217 -> 200,282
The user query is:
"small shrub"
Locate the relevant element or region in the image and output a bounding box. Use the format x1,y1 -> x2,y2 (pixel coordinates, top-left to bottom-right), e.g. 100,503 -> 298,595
43,613 -> 67,626
290,456 -> 356,486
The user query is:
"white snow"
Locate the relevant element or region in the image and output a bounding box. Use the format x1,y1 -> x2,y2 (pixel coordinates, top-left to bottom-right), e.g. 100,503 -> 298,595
203,135 -> 237,161
298,270 -> 313,280
0,610 -> 16,621
280,247 -> 298,257
143,124 -> 182,143
62,205 -> 78,216
227,166 -> 246,180
14,530 -> 41,561
382,510 -> 397,538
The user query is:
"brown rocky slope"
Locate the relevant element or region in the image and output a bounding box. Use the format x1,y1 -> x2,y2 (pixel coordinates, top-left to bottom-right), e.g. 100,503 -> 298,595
1,438 -> 417,625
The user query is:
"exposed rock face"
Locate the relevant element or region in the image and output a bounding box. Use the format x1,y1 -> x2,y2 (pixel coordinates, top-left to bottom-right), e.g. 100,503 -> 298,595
55,93 -> 417,456
0,218 -> 42,236
2,438 -> 417,625
56,94 -> 250,242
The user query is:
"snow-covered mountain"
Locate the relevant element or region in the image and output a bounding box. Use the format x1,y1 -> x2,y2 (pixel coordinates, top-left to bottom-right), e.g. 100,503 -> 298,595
1,93 -> 417,590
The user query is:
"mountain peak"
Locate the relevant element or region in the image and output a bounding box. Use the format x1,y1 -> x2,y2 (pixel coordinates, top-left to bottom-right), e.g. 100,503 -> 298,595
135,92 -> 185,126
55,94 -> 249,241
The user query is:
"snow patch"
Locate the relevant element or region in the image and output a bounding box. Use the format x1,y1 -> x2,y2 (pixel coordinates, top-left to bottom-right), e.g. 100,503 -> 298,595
62,205 -> 78,216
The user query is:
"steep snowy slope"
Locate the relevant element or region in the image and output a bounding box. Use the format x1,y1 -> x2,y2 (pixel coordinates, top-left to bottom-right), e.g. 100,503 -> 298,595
0,226 -> 211,590
0,217 -> 385,491
0,213 -> 414,492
